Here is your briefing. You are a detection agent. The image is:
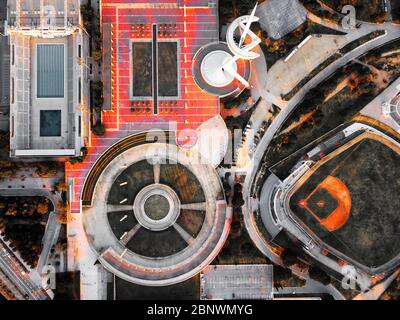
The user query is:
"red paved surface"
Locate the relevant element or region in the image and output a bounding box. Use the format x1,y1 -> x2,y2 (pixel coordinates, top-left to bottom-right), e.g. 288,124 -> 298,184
66,1 -> 220,213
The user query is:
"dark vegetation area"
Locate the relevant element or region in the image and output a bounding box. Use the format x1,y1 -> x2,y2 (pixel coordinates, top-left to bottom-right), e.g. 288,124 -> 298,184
223,89 -> 252,110
219,0 -> 260,26
0,196 -> 51,268
0,160 -> 60,179
381,274 -> 400,300
360,38 -> 400,71
215,174 -> 268,265
255,20 -> 346,68
300,0 -> 343,24
91,81 -> 104,137
0,131 -> 9,158
282,29 -> 385,101
214,207 -> 271,265
321,0 -> 388,23
339,30 -> 385,54
80,1 -> 101,59
54,272 -> 80,300
81,1 -> 105,137
391,0 -> 400,23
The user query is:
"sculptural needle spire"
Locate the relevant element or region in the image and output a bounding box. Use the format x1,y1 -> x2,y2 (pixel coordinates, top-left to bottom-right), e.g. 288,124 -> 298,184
239,3 -> 258,48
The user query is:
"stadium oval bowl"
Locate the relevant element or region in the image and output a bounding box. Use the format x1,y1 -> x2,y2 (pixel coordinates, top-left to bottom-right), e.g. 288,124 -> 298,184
82,139 -> 230,286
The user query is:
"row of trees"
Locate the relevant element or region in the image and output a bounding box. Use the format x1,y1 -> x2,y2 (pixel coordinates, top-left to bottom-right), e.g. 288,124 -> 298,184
219,0 -> 260,26
90,81 -> 106,137
0,161 -> 17,179
80,2 -> 102,60
81,3 -> 106,138
280,248 -> 332,285
0,161 -> 60,179
300,0 -> 342,24
0,196 -> 52,218
0,196 -> 51,268
1,223 -> 44,268
320,0 -> 388,23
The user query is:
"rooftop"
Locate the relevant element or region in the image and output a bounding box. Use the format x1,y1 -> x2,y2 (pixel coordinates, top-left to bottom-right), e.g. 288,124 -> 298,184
7,0 -> 80,32
257,0 -> 307,40
200,265 -> 274,300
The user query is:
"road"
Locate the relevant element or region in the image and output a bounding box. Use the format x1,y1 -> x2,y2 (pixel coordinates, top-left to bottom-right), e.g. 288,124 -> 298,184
0,239 -> 49,300
36,212 -> 62,274
0,188 -> 61,298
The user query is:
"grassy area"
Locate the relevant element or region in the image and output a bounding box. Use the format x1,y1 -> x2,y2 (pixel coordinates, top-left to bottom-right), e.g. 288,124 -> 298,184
289,138 -> 400,267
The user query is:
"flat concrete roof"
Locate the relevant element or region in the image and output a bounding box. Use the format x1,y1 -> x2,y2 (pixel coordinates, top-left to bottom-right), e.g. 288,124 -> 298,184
200,265 -> 274,300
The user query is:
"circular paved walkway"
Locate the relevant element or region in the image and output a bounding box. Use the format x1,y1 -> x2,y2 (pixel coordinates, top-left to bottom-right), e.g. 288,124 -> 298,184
82,141 -> 230,286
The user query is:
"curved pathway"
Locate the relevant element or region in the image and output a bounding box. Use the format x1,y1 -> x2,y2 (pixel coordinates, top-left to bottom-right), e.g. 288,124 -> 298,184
243,11 -> 400,299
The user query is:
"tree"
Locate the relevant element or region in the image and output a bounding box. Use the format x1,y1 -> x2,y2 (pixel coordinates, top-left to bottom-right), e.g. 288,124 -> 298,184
54,181 -> 68,193
92,121 -> 106,136
69,157 -> 79,165
92,50 -> 102,61
58,212 -> 68,225
81,147 -> 88,157
37,202 -> 50,215
35,162 -> 57,178
274,265 -> 292,283
56,202 -> 69,225
281,248 -> 298,267
0,160 -> 17,179
309,266 -> 331,285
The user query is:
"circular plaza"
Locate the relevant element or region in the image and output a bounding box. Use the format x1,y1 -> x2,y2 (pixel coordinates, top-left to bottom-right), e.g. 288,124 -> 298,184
192,42 -> 251,98
82,138 -> 229,286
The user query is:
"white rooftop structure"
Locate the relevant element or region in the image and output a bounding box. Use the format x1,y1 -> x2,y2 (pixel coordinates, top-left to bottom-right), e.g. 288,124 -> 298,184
7,0 -> 90,157
257,0 -> 307,40
7,0 -> 80,35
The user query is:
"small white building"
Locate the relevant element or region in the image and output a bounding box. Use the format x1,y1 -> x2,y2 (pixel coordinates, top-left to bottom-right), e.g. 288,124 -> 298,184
7,0 -> 90,157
